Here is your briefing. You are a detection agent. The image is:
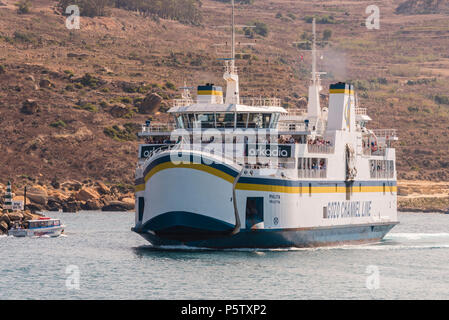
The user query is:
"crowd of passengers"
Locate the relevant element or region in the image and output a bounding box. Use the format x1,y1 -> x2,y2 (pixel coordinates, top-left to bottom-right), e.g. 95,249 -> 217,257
306,137 -> 332,146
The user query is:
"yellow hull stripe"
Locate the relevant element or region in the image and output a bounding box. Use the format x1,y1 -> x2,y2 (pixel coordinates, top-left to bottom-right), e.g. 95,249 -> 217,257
235,183 -> 397,194
135,162 -> 397,194
329,89 -> 354,95
135,162 -> 234,192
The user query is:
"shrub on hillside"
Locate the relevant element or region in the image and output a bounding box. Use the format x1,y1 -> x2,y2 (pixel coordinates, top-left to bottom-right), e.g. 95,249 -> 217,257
58,0 -> 111,17
15,0 -> 31,14
114,0 -> 202,25
244,21 -> 269,38
322,29 -> 332,41
434,95 -> 449,105
304,15 -> 337,24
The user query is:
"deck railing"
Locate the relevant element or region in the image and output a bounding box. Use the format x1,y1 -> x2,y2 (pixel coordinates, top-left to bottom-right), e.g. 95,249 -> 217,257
239,97 -> 281,107
172,97 -> 281,107
363,147 -> 386,156
372,129 -> 398,140
307,144 -> 335,154
141,123 -> 175,133
298,169 -> 327,179
355,107 -> 368,115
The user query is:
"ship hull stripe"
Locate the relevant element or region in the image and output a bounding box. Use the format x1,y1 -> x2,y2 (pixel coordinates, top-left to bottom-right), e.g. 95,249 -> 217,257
134,221 -> 398,249
135,155 -> 397,193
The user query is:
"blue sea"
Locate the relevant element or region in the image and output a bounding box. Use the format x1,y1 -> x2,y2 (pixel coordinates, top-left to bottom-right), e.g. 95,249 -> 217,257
1,212 -> 448,300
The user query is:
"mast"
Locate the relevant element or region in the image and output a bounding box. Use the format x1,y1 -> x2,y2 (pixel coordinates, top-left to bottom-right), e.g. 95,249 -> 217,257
312,17 -> 317,87
224,0 -> 240,104
231,0 -> 235,72
307,18 -> 322,121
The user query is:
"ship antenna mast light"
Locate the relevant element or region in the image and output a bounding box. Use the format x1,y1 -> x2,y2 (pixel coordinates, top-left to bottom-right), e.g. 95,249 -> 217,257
212,0 -> 256,105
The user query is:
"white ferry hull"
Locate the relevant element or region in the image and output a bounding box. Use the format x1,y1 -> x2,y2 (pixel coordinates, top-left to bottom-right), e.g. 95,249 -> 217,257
134,151 -> 399,249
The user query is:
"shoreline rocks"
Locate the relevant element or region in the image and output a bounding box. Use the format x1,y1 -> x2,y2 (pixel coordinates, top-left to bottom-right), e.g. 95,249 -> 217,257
1,181 -> 135,214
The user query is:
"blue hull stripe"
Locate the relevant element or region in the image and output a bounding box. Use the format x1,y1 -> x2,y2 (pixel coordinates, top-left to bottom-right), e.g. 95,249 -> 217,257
136,222 -> 398,249
143,211 -> 235,232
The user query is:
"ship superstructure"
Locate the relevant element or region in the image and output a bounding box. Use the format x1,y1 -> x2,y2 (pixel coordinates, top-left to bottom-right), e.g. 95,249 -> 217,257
132,2 -> 398,248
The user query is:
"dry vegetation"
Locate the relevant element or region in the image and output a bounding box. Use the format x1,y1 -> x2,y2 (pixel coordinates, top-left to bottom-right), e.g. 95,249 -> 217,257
0,0 -> 448,196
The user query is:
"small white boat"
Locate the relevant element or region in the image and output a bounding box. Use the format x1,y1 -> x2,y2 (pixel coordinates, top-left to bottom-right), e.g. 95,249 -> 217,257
8,217 -> 65,238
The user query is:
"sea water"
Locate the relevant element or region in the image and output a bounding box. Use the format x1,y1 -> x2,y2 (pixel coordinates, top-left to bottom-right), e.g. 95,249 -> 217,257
0,212 -> 448,300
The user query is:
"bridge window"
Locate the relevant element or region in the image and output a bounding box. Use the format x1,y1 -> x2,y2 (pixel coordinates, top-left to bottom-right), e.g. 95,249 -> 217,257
197,113 -> 215,128
216,113 -> 235,128
247,113 -> 263,128
270,113 -> 280,129
236,113 -> 249,128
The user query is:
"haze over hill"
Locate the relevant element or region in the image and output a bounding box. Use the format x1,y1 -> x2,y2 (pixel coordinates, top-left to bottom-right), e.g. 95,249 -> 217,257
0,0 -> 449,192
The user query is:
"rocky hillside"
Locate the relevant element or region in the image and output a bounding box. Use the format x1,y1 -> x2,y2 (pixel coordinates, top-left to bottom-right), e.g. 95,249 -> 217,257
0,0 -> 449,195
395,0 -> 449,14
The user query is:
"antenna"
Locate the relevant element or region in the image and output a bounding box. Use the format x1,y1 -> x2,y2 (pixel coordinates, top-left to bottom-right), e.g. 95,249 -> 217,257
231,0 -> 235,72
212,0 -> 256,61
292,17 -> 327,121
312,17 -> 317,85
211,1 -> 257,105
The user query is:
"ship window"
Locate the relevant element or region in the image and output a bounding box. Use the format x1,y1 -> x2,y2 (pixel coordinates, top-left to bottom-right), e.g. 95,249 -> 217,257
181,114 -> 190,128
270,113 -> 280,129
188,114 -> 196,128
176,115 -> 184,129
262,113 -> 272,128
197,113 -> 215,128
216,113 -> 235,128
247,113 -> 263,128
298,157 -> 327,178
236,113 -> 249,128
369,160 -> 395,179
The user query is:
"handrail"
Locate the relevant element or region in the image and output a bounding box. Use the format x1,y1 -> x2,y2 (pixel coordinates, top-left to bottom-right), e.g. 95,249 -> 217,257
239,97 -> 281,107
371,129 -> 398,139
355,107 -> 367,115
307,144 -> 335,154
172,97 -> 281,108
141,123 -> 175,133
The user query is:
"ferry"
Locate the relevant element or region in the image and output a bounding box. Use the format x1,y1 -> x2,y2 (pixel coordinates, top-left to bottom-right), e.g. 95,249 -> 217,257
8,217 -> 65,238
132,3 -> 399,248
